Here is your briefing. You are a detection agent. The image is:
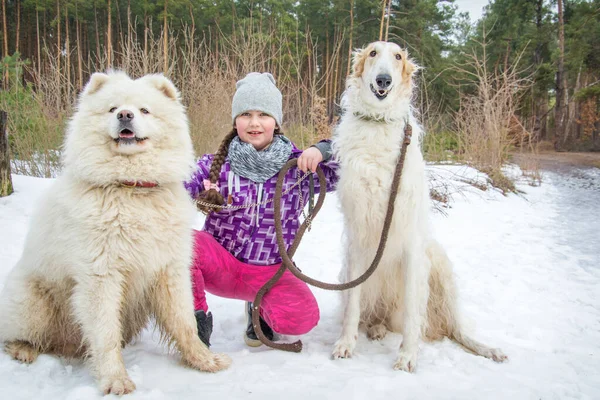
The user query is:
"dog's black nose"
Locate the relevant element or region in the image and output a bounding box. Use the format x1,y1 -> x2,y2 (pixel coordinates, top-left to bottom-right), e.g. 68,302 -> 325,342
117,110 -> 134,121
376,74 -> 392,89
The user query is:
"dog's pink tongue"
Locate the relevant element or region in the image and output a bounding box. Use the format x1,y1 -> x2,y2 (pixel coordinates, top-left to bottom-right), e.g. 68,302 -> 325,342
119,131 -> 135,138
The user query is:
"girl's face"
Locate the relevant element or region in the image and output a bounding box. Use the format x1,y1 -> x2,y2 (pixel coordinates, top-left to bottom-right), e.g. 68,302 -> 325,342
235,110 -> 277,151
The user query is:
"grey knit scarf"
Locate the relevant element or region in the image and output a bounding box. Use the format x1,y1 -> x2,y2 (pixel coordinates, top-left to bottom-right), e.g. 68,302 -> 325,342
228,135 -> 293,183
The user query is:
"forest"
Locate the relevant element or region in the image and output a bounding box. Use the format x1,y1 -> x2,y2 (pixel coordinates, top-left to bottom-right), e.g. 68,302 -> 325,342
1,0 -> 599,181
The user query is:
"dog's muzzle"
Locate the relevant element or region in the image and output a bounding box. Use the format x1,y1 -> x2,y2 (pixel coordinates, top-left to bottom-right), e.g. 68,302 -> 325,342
370,84 -> 391,100
371,74 -> 393,100
114,122 -> 148,144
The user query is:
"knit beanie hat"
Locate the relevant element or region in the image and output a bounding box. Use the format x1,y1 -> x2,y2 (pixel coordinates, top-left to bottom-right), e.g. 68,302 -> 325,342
231,72 -> 283,127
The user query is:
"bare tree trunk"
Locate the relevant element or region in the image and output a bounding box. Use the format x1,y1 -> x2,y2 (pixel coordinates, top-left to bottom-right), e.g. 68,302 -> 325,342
2,0 -> 8,87
2,0 -> 8,58
94,1 -> 100,69
384,0 -> 392,41
36,2 -> 41,79
126,0 -> 131,67
143,8 -> 148,74
15,0 -> 20,53
115,0 -> 122,60
163,0 -> 168,74
532,0 -> 545,141
43,0 -> 47,41
107,0 -> 112,67
65,3 -> 71,101
189,2 -> 195,33
0,111 -> 13,197
306,26 -> 312,101
346,0 -> 354,79
568,65 -> 582,142
332,27 -> 341,120
325,29 -> 330,118
379,0 -> 386,41
76,1 -> 83,90
56,0 -> 61,109
56,0 -> 61,66
555,0 -> 568,151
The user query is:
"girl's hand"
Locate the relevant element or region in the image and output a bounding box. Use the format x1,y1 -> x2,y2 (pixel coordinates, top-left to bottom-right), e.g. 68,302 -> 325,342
297,147 -> 323,173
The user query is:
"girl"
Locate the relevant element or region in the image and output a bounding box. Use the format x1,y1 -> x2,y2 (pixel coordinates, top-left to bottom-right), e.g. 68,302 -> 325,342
185,72 -> 338,347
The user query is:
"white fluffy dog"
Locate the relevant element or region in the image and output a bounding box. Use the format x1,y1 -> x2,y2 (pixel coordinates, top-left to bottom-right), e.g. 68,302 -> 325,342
331,41 -> 507,371
0,72 -> 230,394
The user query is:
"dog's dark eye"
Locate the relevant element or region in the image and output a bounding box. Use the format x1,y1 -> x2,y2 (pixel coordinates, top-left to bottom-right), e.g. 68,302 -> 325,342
369,50 -> 377,57
396,54 -> 402,60
140,108 -> 150,114
109,107 -> 117,113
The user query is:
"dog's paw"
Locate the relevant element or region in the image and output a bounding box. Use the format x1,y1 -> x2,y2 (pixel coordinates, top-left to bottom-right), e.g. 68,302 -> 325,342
332,336 -> 357,359
393,349 -> 418,373
187,352 -> 232,373
488,348 -> 508,363
5,341 -> 39,364
366,324 -> 387,341
101,375 -> 136,395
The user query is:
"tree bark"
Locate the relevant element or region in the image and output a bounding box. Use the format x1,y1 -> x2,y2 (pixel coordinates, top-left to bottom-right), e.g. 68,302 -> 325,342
36,3 -> 41,79
65,3 -> 70,101
163,0 -> 168,74
94,1 -> 100,70
384,0 -> 392,41
332,27 -> 341,122
2,0 -> 8,58
76,2 -> 83,90
15,0 -> 20,53
379,0 -> 386,41
346,0 -> 354,80
107,0 -> 112,67
555,0 -> 568,150
56,0 -> 61,109
0,111 -> 13,197
325,29 -> 330,119
2,0 -> 8,87
143,8 -> 148,74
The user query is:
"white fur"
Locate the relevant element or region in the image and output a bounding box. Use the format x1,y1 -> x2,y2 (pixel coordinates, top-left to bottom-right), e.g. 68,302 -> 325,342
0,72 -> 230,395
331,42 -> 507,372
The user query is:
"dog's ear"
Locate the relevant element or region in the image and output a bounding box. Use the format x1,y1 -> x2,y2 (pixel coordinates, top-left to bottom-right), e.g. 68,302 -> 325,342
352,45 -> 370,79
401,51 -> 417,85
140,74 -> 180,101
82,72 -> 110,96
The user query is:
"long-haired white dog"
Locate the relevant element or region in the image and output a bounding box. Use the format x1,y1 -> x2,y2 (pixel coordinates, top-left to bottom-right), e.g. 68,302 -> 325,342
331,41 -> 507,371
0,72 -> 230,394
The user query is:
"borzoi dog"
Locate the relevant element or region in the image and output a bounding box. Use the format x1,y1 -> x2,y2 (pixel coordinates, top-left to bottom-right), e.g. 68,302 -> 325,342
331,41 -> 507,372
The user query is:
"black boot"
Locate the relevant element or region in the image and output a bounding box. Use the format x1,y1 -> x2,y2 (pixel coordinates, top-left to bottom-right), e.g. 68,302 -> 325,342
194,310 -> 213,348
244,302 -> 274,347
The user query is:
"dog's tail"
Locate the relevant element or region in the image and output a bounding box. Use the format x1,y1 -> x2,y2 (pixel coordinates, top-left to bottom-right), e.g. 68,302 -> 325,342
426,241 -> 507,362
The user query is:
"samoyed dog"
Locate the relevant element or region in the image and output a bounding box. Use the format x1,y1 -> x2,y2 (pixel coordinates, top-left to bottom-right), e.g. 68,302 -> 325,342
0,72 -> 230,395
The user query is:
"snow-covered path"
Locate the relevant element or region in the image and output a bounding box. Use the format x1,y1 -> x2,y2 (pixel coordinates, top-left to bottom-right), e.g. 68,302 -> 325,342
0,166 -> 598,400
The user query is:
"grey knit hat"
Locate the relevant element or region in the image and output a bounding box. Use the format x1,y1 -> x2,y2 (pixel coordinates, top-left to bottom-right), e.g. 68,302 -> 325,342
231,72 -> 283,127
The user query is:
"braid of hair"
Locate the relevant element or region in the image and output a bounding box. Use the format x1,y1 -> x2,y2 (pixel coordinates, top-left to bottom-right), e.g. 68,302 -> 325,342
196,128 -> 238,215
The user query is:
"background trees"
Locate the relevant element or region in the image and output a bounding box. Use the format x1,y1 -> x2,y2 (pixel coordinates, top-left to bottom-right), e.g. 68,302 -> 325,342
1,0 -> 599,160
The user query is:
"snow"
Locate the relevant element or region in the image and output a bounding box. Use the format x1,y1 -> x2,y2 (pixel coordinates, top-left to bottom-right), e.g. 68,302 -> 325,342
0,165 -> 598,400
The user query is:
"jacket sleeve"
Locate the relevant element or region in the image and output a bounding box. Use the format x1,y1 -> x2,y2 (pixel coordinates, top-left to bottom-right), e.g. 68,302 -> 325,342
304,139 -> 339,195
184,154 -> 214,199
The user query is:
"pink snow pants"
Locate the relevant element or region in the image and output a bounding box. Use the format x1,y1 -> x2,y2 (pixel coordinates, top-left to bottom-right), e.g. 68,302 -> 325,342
190,230 -> 320,335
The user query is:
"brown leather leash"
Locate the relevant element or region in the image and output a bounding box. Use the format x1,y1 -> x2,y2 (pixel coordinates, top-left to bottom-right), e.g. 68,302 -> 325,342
251,123 -> 413,352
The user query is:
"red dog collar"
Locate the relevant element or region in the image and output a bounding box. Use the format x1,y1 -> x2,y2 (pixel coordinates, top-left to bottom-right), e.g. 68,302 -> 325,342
121,180 -> 158,188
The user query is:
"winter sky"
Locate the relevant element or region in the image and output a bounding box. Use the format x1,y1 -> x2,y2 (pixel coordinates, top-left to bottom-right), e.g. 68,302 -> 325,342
454,0 -> 487,21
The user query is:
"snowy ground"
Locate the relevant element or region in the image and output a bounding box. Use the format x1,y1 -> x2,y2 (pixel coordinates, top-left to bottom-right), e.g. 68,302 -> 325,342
0,165 -> 598,400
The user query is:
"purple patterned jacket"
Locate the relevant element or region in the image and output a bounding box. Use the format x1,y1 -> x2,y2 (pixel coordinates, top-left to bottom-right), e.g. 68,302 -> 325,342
185,142 -> 339,266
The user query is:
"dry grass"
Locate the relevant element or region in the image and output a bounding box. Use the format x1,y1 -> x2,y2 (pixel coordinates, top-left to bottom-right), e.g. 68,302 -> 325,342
451,29 -> 538,194
4,19 -> 338,177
